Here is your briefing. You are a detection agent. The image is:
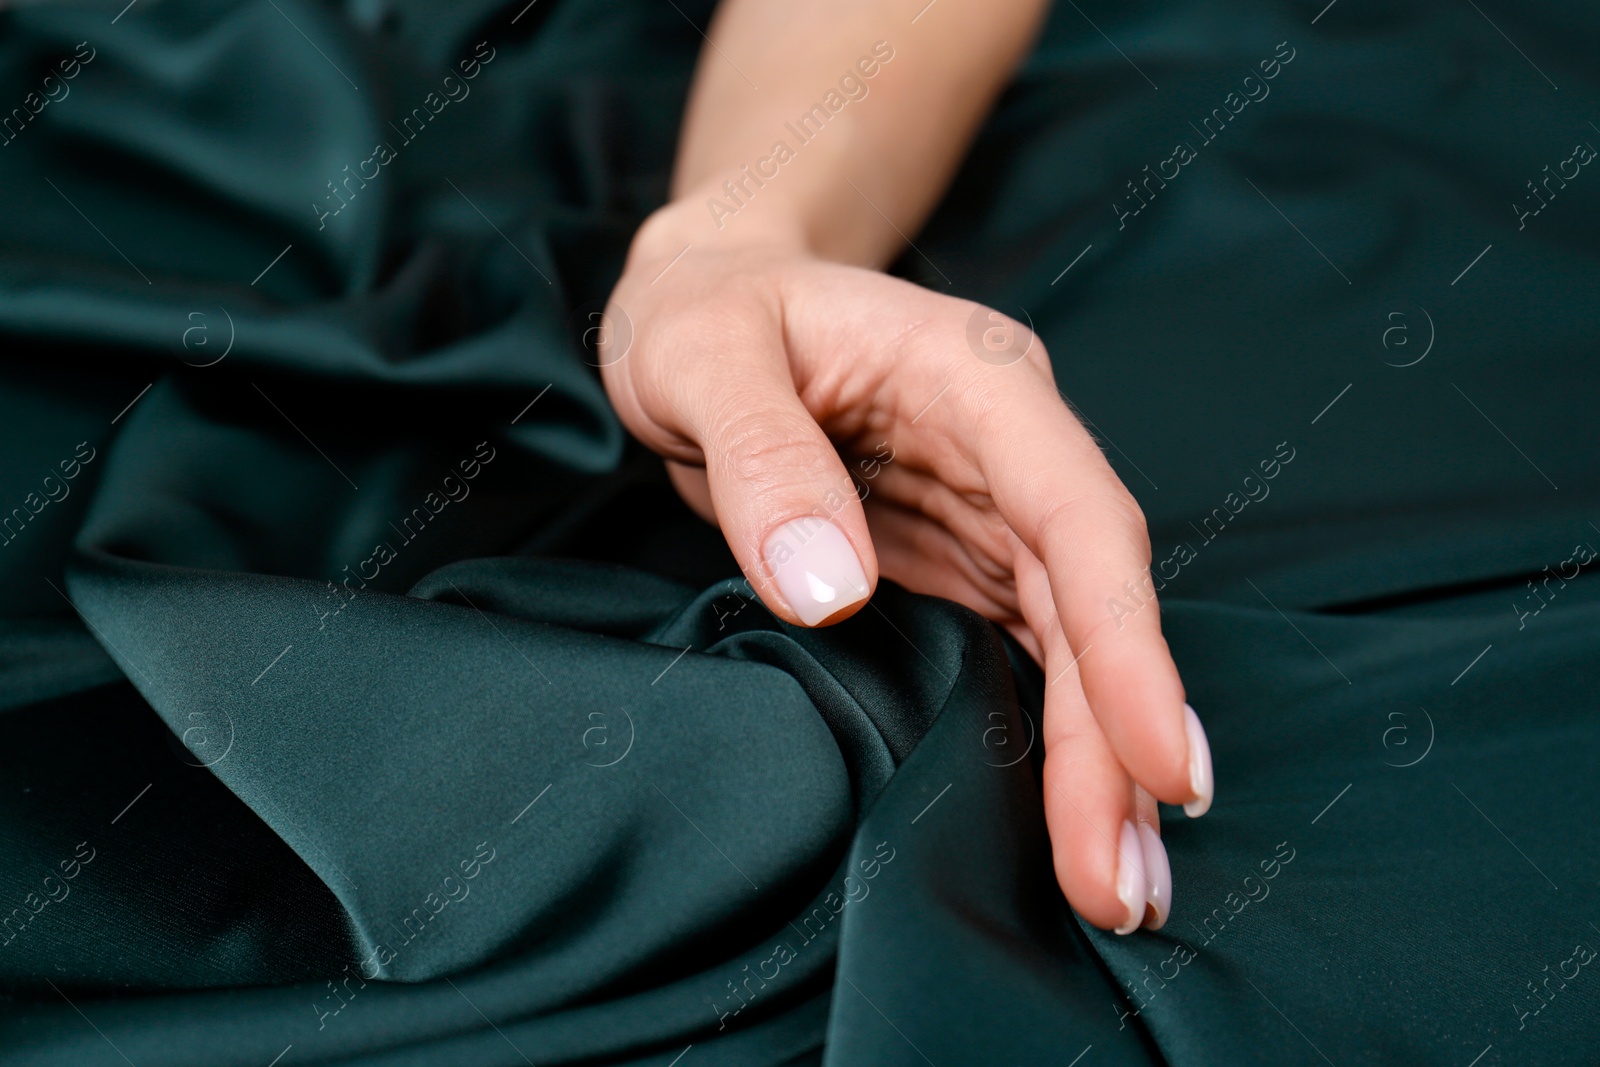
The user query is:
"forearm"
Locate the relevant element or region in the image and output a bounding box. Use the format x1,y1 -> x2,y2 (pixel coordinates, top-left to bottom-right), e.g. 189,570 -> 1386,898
652,0 -> 1050,267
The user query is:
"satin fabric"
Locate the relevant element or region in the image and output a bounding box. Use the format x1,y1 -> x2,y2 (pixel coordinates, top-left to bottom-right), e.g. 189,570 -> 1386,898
1,1 -> 1597,1064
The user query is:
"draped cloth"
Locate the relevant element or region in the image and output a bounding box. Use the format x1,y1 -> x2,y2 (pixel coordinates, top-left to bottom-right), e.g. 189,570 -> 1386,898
1,0 -> 1597,1063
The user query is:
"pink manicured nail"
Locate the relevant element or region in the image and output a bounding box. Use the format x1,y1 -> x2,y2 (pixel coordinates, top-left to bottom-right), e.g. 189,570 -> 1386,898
1113,819 -> 1147,935
762,518 -> 869,626
1183,703 -> 1214,817
1138,822 -> 1171,930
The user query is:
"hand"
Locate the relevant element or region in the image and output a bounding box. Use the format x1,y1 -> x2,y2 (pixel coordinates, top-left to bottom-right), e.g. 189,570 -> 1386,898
598,198 -> 1214,933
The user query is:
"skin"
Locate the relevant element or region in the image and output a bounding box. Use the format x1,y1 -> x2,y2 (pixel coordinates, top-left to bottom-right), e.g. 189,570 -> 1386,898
599,0 -> 1207,932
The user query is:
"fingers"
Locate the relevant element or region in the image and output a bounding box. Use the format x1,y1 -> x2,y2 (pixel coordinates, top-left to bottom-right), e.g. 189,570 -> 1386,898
971,363 -> 1209,812
1133,785 -> 1170,930
1020,546 -> 1160,933
1022,548 -> 1171,932
862,492 -> 1019,621
646,319 -> 878,628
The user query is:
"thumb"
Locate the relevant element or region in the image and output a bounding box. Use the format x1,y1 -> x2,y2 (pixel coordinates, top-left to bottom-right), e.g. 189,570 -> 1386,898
682,365 -> 878,628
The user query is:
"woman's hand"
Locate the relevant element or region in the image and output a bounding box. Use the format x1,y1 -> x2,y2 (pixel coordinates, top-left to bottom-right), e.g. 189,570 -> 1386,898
600,196 -> 1213,933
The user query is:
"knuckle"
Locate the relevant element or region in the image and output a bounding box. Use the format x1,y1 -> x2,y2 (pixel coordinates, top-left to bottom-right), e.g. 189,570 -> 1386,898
899,301 -> 987,366
959,301 -> 1038,368
716,408 -> 827,487
888,310 -> 952,370
1023,336 -> 1055,377
1106,489 -> 1151,553
1036,489 -> 1151,565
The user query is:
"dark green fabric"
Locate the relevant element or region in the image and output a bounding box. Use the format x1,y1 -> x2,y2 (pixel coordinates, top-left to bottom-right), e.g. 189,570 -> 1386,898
1,0 -> 1598,1064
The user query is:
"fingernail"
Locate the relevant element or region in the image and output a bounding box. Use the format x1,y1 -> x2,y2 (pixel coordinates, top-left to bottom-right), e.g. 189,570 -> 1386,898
1114,819 -> 1147,935
1138,822 -> 1171,930
1183,702 -> 1213,818
762,518 -> 869,626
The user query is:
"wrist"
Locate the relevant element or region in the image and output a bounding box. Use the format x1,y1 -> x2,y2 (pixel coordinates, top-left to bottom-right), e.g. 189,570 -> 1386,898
627,180 -> 817,270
